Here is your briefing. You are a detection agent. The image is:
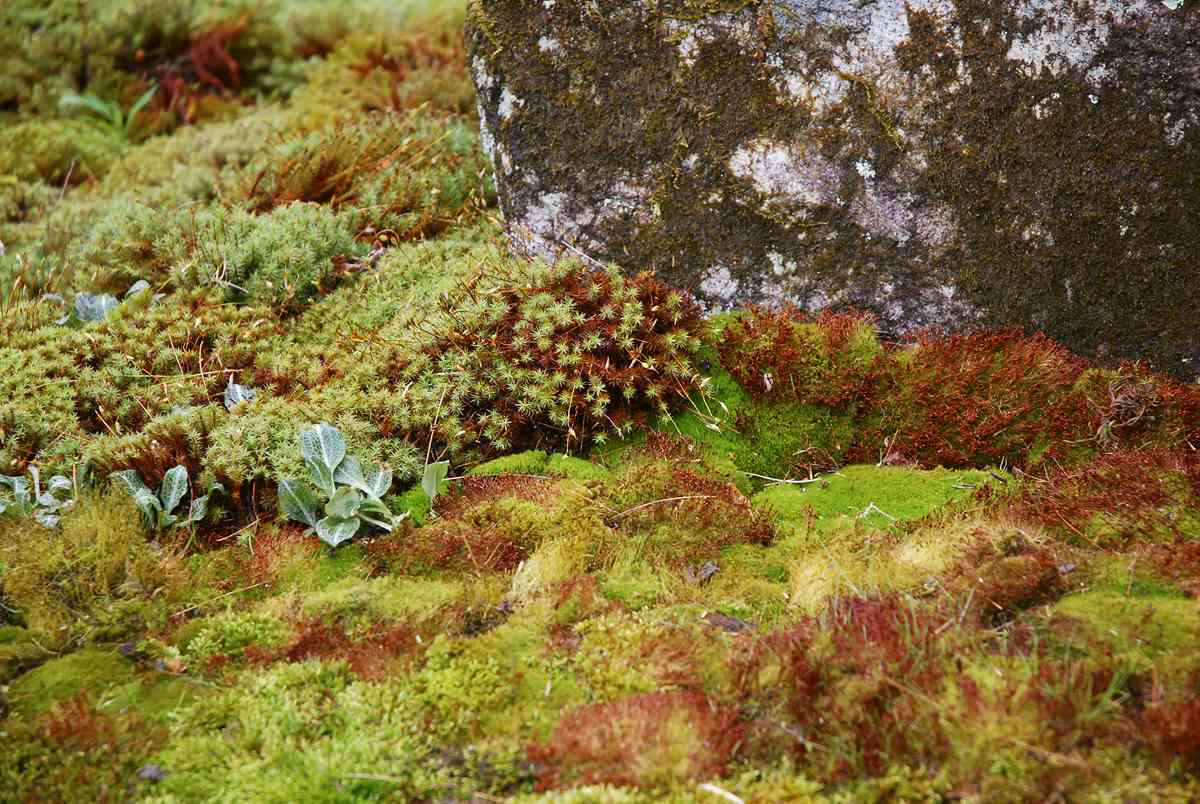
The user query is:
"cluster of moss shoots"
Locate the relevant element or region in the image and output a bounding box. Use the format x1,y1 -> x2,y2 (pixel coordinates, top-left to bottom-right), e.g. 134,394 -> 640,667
0,1 -> 1198,801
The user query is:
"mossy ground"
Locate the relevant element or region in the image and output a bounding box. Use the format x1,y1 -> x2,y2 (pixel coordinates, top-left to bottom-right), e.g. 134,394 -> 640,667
1,1 -> 1198,801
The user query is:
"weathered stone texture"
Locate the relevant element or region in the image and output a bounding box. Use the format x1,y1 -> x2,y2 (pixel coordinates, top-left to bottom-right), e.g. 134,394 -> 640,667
467,0 -> 1199,376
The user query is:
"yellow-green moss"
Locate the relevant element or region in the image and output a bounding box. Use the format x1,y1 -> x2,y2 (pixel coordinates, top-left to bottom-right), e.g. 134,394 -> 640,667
1054,592 -> 1200,663
0,492 -> 193,644
472,450 -> 611,482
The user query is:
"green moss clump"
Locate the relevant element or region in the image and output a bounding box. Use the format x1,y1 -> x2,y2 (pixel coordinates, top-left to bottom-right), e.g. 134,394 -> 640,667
390,483 -> 434,526
204,396 -> 422,501
0,627 -> 45,685
181,612 -> 290,664
3,288 -> 273,473
0,118 -> 124,185
147,656 -> 535,801
243,111 -> 492,241
173,201 -> 362,313
754,464 -> 990,534
471,450 -> 610,481
599,560 -> 665,612
0,492 -> 192,645
735,401 -> 859,481
0,344 -> 80,474
7,648 -> 129,718
299,575 -> 473,626
1054,592 -> 1200,662
470,450 -> 551,476
547,453 -> 610,482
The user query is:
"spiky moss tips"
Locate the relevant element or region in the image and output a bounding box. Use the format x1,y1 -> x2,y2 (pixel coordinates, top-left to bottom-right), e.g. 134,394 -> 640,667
179,611 -> 291,665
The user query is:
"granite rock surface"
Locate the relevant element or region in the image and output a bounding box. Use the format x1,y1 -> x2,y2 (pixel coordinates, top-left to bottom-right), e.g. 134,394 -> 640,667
467,0 -> 1199,376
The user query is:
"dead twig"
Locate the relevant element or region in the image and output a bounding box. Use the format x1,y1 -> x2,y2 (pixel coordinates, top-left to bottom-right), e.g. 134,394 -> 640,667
609,495 -> 714,521
171,581 -> 269,618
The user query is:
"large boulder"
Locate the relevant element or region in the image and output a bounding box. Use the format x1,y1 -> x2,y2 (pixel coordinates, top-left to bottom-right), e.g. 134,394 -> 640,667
466,0 -> 1199,377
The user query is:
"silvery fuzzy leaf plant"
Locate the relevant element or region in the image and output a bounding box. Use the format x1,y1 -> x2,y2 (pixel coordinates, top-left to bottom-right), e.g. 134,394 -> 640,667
73,292 -> 119,322
0,466 -> 76,528
223,377 -> 256,411
421,459 -> 449,515
278,423 -> 405,549
110,465 -> 223,531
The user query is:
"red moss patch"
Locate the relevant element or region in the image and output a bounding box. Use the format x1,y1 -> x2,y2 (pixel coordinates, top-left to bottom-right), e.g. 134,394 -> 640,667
966,552 -> 1066,625
527,690 -> 743,790
1006,449 -> 1200,547
278,619 -> 422,680
1141,686 -> 1200,773
3,696 -> 168,803
436,474 -> 557,521
718,308 -> 1200,470
718,306 -> 882,407
868,329 -> 1090,467
731,596 -> 952,776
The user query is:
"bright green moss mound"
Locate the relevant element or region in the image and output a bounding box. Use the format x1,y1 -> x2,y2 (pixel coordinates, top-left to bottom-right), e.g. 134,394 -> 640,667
753,464 -> 991,533
7,648 -> 198,721
471,450 -> 610,481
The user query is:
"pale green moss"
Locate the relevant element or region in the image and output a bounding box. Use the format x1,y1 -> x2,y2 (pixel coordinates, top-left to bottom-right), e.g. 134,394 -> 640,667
508,534 -> 592,606
474,450 -> 610,482
547,453 -> 611,482
181,612 -> 290,663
